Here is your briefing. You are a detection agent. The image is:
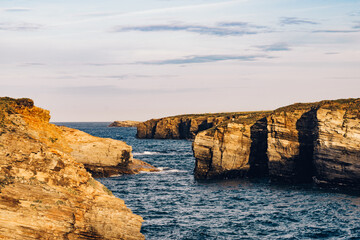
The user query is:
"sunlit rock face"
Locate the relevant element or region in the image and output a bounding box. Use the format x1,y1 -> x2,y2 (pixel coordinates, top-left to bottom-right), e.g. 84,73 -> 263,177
108,121 -> 140,127
193,112 -> 270,179
0,97 -> 146,239
314,100 -> 360,188
193,98 -> 360,189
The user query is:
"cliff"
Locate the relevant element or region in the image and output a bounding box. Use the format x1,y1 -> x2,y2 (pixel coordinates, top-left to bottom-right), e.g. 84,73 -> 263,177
0,97 -> 152,239
137,112 -> 263,139
193,98 -> 360,189
193,112 -> 270,179
108,121 -> 140,128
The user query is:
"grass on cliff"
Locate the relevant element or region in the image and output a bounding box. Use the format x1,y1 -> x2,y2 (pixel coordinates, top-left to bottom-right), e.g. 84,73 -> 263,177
274,98 -> 359,112
0,97 -> 34,128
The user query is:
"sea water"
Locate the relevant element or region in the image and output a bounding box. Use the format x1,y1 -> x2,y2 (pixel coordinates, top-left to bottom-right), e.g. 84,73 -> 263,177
56,122 -> 360,240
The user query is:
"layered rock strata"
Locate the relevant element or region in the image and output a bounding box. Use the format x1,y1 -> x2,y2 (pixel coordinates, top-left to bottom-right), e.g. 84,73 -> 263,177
137,112 -> 262,139
193,113 -> 269,179
193,98 -> 360,189
108,121 -> 140,127
0,97 -> 153,239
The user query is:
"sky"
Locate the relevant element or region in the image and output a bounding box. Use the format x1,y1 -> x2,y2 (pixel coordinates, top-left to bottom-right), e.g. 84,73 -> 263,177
0,0 -> 359,122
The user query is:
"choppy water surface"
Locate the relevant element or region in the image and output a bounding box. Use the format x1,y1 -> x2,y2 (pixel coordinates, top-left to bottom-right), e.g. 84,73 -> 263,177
57,122 -> 360,240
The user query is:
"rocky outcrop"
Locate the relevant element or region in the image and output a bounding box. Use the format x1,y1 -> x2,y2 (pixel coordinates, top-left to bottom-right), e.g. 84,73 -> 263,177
59,126 -> 158,177
0,97 -> 152,239
108,121 -> 140,127
137,113 -> 257,139
6,98 -> 158,178
193,98 -> 360,189
193,112 -> 270,179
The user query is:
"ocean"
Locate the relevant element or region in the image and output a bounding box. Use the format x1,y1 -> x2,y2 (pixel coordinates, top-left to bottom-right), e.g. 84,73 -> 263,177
56,122 -> 360,240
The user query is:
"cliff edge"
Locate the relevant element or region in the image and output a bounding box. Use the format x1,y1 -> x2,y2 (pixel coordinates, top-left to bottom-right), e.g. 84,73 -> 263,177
0,97 -> 150,239
136,112 -> 265,139
193,98 -> 360,189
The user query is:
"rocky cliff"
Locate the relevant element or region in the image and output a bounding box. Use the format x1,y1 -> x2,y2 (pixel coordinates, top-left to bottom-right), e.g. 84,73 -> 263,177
0,97 -> 152,239
193,112 -> 270,179
193,98 -> 360,189
137,112 -> 260,139
108,121 -> 140,128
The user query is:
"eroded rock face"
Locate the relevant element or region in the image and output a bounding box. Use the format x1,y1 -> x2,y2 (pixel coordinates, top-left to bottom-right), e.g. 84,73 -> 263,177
267,107 -> 318,183
193,113 -> 269,179
0,97 -> 145,239
6,99 -> 158,178
314,101 -> 360,188
193,98 -> 360,189
137,113 -> 254,139
108,121 -> 140,127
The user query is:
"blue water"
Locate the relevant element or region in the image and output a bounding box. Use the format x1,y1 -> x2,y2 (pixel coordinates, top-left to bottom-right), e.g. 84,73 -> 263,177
56,122 -> 360,240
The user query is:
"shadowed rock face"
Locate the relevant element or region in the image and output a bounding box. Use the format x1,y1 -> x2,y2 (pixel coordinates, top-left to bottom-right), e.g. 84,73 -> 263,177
267,107 -> 318,183
0,97 -> 148,239
193,113 -> 270,179
193,98 -> 360,189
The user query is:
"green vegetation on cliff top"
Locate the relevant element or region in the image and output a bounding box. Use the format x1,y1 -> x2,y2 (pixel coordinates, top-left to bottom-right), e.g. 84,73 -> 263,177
0,97 -> 34,128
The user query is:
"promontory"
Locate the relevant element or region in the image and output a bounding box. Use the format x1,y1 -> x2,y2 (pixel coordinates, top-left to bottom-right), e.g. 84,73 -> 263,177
0,97 -> 157,239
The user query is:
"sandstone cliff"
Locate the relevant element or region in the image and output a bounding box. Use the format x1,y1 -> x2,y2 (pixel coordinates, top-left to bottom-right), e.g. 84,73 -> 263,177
108,121 -> 140,128
193,98 -> 360,189
193,112 -> 270,179
0,97 -> 152,239
137,112 -> 260,139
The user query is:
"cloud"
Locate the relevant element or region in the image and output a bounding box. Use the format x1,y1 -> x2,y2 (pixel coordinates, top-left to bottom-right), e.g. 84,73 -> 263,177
136,54 -> 268,65
0,22 -> 43,31
256,42 -> 291,52
312,29 -> 359,33
280,17 -> 318,25
3,8 -> 31,12
349,11 -> 360,16
353,22 -> 360,29
57,85 -> 210,95
217,21 -> 266,29
113,22 -> 264,36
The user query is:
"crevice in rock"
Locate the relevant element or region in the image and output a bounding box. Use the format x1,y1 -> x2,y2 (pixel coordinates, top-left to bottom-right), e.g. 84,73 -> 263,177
248,117 -> 269,177
179,119 -> 191,139
295,108 -> 318,183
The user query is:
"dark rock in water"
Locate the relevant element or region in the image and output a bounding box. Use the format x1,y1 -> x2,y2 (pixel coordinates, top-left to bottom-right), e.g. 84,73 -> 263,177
193,98 -> 360,190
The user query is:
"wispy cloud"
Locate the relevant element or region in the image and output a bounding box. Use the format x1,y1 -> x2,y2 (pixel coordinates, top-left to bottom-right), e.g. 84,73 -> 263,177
0,22 -> 43,31
312,29 -> 359,33
218,21 -> 266,29
58,85 -> 210,95
349,10 -> 360,16
2,8 -> 31,12
256,42 -> 291,52
136,54 -> 268,65
353,22 -> 360,29
280,17 -> 318,25
113,22 -> 266,36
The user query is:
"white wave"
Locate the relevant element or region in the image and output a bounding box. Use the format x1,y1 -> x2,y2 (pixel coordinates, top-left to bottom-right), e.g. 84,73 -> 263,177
133,151 -> 161,156
140,167 -> 187,174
